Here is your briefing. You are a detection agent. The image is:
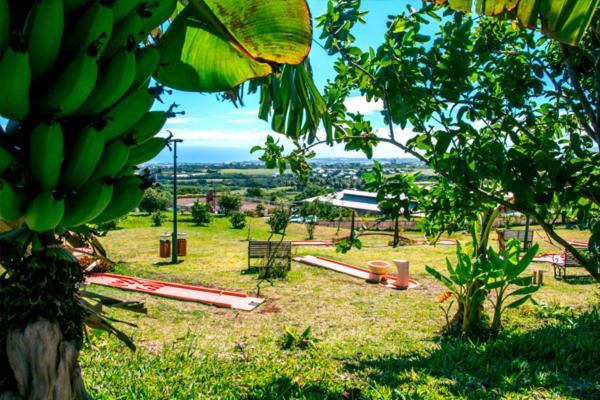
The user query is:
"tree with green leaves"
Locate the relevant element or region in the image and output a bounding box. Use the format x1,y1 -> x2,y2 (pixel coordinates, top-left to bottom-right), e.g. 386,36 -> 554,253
139,187 -> 172,214
255,2 -> 599,280
218,192 -> 242,215
191,199 -> 212,226
0,0 -> 311,397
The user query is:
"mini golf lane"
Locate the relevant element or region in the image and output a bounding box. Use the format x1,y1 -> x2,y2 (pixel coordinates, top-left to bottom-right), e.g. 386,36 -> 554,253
293,255 -> 419,289
85,273 -> 264,311
291,240 -> 333,246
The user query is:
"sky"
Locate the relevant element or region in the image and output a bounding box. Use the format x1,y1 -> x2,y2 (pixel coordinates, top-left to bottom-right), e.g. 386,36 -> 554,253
152,0 -> 424,163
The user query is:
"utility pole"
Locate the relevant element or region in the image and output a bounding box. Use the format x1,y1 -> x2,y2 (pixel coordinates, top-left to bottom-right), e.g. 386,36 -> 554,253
168,137 -> 183,264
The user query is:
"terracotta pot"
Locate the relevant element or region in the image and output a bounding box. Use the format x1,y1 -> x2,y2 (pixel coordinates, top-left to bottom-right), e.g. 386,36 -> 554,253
392,259 -> 409,289
367,260 -> 390,275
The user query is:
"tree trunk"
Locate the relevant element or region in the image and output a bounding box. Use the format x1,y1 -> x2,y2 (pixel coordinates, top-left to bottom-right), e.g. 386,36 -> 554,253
1,320 -> 91,400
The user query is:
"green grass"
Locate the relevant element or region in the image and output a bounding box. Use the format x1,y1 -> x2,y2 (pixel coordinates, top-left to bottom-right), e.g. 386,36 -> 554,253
80,214 -> 599,399
220,168 -> 278,176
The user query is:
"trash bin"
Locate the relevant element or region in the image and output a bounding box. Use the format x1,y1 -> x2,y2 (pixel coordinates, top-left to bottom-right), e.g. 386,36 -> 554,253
177,232 -> 187,256
159,234 -> 171,258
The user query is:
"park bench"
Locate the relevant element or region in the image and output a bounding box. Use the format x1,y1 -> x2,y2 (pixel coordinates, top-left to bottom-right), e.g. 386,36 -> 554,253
248,240 -> 292,272
496,229 -> 534,251
553,246 -> 597,280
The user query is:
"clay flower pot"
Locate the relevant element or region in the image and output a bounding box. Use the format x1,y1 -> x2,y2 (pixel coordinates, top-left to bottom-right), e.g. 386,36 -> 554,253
367,260 -> 390,282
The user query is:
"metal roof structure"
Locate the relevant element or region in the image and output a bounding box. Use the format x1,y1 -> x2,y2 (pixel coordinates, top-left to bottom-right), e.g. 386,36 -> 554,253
303,190 -> 382,213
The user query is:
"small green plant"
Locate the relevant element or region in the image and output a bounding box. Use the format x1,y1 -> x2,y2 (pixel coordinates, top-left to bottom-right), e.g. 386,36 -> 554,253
191,200 -> 212,226
151,211 -> 166,227
229,211 -> 246,229
280,326 -> 317,350
255,202 -> 266,217
484,240 -> 540,335
305,219 -> 316,239
218,192 -> 242,215
268,208 -> 289,234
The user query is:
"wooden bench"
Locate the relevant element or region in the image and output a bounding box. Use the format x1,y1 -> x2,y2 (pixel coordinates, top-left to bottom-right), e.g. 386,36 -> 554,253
497,229 -> 534,251
553,248 -> 597,280
248,240 -> 291,271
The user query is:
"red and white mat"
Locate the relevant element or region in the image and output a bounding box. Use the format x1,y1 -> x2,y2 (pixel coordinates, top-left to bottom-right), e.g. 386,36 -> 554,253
532,253 -> 564,264
293,255 -> 419,289
85,273 -> 264,311
415,239 -> 457,246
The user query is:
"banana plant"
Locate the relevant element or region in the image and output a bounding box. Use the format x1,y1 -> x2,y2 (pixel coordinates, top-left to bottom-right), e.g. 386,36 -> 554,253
484,239 -> 540,335
431,0 -> 599,45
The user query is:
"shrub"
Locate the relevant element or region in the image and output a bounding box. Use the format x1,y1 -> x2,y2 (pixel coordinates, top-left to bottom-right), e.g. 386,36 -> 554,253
218,192 -> 242,215
229,211 -> 246,229
255,203 -> 266,217
151,211 -> 167,227
140,187 -> 172,213
268,208 -> 289,234
191,200 -> 212,225
246,187 -> 263,198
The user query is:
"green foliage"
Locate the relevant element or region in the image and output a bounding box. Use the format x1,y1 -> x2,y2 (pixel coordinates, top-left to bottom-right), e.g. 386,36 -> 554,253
229,211 -> 246,229
150,211 -> 166,227
268,208 -> 289,234
139,187 -> 172,214
245,187 -> 263,198
218,192 -> 242,215
255,202 -> 266,217
280,326 -> 317,350
190,200 -> 211,226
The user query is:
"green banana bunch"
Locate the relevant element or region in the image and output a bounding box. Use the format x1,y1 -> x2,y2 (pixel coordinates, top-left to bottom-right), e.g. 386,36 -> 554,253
75,46 -> 136,115
130,45 -> 159,91
89,140 -> 130,180
0,0 -> 8,53
103,10 -> 145,60
102,86 -> 154,142
39,45 -> 99,116
30,122 -> 63,191
127,137 -> 167,165
0,146 -> 16,176
113,0 -> 143,22
128,110 -> 168,144
24,192 -> 64,232
25,0 -> 64,82
61,0 -> 113,59
143,0 -> 177,32
60,125 -> 104,190
91,175 -> 144,224
61,179 -> 113,228
0,178 -> 24,221
0,47 -> 31,120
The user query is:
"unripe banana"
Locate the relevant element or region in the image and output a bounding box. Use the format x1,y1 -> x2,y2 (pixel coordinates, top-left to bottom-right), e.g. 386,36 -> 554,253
25,0 -> 64,82
130,46 -> 159,91
24,192 -> 65,232
63,0 -> 90,15
75,47 -> 136,115
61,179 -> 113,227
102,86 -> 154,142
143,0 -> 177,32
103,11 -> 144,60
91,175 -> 144,224
39,46 -> 99,116
30,122 -> 63,191
60,126 -> 104,190
0,146 -> 16,176
89,140 -> 130,180
113,0 -> 143,22
0,0 -> 9,53
128,111 -> 167,144
127,137 -> 166,165
0,179 -> 24,221
61,1 -> 113,59
0,47 -> 31,120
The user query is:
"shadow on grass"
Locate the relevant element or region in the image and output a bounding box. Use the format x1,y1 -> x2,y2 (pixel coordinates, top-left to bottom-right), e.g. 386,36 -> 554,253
242,376 -> 348,400
343,307 -> 600,399
561,276 -> 598,285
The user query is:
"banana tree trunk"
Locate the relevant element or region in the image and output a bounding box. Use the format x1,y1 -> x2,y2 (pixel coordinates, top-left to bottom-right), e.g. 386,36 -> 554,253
0,320 -> 91,400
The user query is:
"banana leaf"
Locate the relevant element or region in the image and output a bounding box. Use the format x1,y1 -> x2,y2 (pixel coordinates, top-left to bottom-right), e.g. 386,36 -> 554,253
431,0 -> 599,45
154,0 -> 312,92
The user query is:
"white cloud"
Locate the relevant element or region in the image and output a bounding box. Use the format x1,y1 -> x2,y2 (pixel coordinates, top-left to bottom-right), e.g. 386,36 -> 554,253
228,118 -> 263,124
344,96 -> 384,115
229,108 -> 259,116
164,117 -> 201,125
158,128 -> 288,148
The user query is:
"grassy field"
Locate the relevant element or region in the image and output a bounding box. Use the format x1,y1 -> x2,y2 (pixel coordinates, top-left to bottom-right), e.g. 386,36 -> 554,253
80,214 -> 599,399
220,169 -> 278,176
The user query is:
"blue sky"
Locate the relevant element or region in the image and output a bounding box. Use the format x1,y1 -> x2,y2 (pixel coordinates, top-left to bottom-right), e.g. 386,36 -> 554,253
153,0 -> 424,163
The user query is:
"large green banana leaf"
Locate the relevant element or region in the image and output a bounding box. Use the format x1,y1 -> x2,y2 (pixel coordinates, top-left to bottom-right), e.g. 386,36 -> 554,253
154,0 -> 312,92
433,0 -> 598,45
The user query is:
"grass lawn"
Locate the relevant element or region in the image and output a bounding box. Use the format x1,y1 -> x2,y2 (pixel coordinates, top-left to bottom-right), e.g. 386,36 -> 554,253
80,214 -> 599,399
